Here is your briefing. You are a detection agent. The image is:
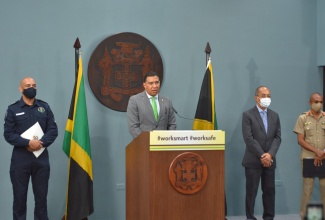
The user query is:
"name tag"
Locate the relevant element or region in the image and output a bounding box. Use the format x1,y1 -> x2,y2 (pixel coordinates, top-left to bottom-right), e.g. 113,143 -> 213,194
16,112 -> 25,116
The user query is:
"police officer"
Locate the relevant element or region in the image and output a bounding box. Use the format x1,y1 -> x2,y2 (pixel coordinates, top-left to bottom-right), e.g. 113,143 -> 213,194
3,77 -> 58,220
293,92 -> 325,220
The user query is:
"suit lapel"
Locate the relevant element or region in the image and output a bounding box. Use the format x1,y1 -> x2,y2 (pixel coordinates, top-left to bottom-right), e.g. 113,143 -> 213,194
157,96 -> 164,122
267,110 -> 272,134
142,91 -> 156,122
253,107 -> 267,136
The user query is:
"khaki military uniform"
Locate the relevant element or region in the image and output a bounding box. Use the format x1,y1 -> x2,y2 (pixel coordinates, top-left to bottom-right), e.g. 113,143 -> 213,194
293,110 -> 325,219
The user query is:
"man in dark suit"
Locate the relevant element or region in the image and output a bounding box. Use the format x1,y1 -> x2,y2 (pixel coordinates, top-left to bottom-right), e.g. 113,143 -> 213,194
242,86 -> 281,220
127,71 -> 176,138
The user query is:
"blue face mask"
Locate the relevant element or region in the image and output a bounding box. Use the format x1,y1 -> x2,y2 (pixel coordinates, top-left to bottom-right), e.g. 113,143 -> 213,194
23,87 -> 37,99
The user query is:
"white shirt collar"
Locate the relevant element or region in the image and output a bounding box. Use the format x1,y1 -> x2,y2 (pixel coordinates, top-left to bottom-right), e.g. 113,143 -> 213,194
145,91 -> 158,100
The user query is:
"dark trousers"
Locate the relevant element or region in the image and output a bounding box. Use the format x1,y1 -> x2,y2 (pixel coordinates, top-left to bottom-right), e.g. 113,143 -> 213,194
10,153 -> 50,220
245,167 -> 275,220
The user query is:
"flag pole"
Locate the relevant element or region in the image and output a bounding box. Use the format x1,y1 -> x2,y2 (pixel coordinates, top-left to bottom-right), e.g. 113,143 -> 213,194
62,38 -> 89,220
205,42 -> 211,65
72,38 -> 89,220
74,38 -> 81,78
204,41 -> 227,217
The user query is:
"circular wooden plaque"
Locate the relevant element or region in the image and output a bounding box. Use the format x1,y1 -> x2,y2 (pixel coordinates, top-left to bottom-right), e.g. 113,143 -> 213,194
88,32 -> 164,111
169,152 -> 208,195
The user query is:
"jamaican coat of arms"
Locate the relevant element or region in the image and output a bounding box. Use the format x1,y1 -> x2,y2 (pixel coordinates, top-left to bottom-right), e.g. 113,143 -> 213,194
88,32 -> 164,111
169,152 -> 208,195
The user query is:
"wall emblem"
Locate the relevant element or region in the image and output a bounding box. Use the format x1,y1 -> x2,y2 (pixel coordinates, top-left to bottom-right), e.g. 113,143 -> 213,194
169,152 -> 208,195
88,32 -> 164,111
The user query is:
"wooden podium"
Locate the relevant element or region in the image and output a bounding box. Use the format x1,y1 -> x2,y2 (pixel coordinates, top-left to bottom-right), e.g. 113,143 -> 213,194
126,130 -> 225,220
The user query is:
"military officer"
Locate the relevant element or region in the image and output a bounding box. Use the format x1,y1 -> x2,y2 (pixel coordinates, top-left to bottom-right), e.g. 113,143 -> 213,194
293,92 -> 325,220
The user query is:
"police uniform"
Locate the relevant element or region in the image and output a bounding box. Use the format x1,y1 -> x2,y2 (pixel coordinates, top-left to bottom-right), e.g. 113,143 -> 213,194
4,98 -> 58,220
293,110 -> 325,219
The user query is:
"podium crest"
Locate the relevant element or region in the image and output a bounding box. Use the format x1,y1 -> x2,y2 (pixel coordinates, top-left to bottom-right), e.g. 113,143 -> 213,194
169,152 -> 208,194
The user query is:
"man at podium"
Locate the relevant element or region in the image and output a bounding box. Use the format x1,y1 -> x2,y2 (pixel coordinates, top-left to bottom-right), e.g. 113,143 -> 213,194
127,71 -> 176,138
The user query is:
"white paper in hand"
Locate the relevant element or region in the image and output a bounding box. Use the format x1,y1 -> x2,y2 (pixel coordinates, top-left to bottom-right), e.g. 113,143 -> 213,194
20,122 -> 45,158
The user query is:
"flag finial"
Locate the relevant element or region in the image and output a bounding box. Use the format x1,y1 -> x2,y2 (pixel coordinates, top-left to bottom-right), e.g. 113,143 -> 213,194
74,38 -> 81,79
205,42 -> 212,65
205,42 -> 211,54
74,38 -> 81,49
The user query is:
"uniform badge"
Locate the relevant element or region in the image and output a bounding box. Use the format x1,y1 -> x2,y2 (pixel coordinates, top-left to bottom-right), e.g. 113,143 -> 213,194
38,107 -> 45,113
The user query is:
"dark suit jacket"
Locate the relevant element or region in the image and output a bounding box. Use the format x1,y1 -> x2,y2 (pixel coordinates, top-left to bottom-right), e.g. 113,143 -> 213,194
242,106 -> 281,168
127,91 -> 176,138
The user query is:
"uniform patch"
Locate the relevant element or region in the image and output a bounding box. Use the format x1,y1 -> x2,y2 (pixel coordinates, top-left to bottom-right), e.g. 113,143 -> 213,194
304,122 -> 312,126
38,107 -> 45,113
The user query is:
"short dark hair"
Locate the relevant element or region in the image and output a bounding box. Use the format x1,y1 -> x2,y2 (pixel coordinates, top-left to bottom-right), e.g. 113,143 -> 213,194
309,92 -> 322,101
143,71 -> 159,83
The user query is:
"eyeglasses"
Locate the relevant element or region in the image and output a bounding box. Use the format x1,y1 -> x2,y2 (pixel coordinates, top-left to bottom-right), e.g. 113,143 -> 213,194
312,101 -> 323,104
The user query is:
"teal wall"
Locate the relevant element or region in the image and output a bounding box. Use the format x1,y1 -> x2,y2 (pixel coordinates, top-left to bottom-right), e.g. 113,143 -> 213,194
0,0 -> 321,219
318,0 -> 325,66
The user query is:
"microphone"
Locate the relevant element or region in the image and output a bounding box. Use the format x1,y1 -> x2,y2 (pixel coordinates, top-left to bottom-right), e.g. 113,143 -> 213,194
172,107 -> 195,121
172,107 -> 217,128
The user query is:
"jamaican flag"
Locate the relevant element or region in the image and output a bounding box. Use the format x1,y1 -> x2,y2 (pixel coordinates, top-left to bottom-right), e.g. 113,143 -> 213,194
192,59 -> 218,130
62,55 -> 93,220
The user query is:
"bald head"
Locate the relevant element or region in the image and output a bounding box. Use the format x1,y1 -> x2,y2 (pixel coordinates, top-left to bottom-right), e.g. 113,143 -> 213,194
255,86 -> 270,96
254,86 -> 271,109
19,77 -> 37,100
19,77 -> 36,90
20,77 -> 36,87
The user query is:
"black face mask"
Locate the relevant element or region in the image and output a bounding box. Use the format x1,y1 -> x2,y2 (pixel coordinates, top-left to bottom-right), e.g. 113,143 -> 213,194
23,87 -> 37,99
